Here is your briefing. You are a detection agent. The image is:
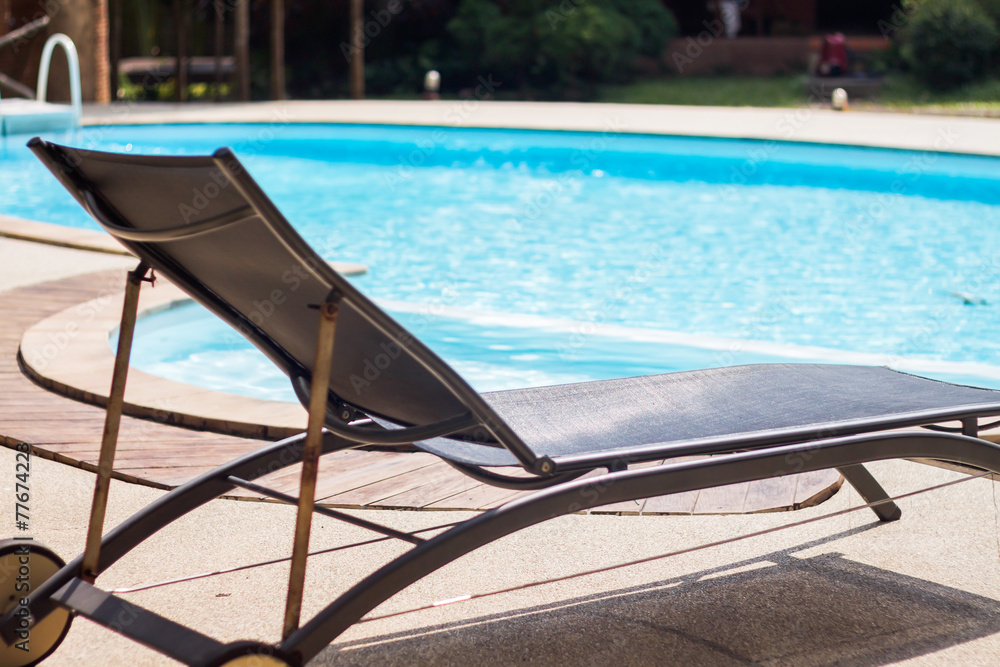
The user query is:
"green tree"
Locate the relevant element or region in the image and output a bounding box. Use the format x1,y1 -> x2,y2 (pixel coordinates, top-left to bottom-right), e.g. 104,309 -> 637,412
438,0 -> 677,98
902,0 -> 999,90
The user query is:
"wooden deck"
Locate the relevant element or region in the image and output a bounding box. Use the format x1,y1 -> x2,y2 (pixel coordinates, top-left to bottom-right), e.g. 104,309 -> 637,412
0,270 -> 842,514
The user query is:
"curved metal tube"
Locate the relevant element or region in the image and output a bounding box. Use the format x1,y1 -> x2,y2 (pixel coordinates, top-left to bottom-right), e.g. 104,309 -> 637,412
84,191 -> 255,242
443,458 -> 587,490
283,431 -> 1000,661
36,33 -> 81,126
323,411 -> 481,446
0,432 -> 357,640
923,419 -> 1000,434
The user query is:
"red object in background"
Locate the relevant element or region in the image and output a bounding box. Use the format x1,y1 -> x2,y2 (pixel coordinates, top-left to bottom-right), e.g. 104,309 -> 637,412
819,33 -> 848,76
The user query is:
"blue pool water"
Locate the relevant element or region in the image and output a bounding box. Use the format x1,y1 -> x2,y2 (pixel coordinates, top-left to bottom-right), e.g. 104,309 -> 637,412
5,123 -> 1000,398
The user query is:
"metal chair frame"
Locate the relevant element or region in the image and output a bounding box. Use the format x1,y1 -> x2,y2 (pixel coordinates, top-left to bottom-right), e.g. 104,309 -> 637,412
6,139 -> 1000,666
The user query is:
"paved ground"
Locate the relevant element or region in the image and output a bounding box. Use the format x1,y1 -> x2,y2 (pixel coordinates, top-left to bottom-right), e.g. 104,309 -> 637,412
3,103 -> 1000,665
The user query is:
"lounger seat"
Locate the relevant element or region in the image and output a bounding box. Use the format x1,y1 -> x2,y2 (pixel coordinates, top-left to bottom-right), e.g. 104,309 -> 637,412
10,138 -> 1000,667
416,364 -> 1000,467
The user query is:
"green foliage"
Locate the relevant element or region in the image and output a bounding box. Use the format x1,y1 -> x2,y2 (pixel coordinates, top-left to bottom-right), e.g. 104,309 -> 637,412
901,0 -> 999,90
364,58 -> 423,96
446,0 -> 535,82
434,0 -> 677,99
977,0 -> 1000,27
538,5 -> 641,84
608,0 -> 679,58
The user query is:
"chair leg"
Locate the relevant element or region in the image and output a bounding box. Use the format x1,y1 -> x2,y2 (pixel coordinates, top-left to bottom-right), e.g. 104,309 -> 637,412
81,262 -> 151,582
283,298 -> 339,640
837,464 -> 902,522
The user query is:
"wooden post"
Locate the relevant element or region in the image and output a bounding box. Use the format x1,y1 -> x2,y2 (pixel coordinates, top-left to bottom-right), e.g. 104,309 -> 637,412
349,0 -> 364,99
174,0 -> 187,102
270,0 -> 285,100
92,0 -> 111,103
214,0 -> 223,101
235,0 -> 250,101
110,0 -> 121,101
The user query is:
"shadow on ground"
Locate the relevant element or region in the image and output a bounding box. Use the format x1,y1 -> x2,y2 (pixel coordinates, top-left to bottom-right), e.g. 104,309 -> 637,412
320,533 -> 1000,666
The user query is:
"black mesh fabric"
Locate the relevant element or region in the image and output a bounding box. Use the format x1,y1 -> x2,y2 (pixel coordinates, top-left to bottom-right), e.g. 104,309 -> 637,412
411,364 -> 1000,467
34,143 -> 1000,474
36,145 -> 480,429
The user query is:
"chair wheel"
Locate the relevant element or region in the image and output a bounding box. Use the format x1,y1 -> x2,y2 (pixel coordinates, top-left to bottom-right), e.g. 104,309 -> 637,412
203,641 -> 297,666
0,540 -> 73,667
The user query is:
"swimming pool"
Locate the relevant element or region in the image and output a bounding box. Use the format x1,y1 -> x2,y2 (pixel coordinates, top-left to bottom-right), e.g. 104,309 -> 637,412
5,123 -> 1000,398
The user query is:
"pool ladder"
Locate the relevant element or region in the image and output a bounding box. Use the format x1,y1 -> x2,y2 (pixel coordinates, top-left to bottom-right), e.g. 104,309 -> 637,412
0,33 -> 82,134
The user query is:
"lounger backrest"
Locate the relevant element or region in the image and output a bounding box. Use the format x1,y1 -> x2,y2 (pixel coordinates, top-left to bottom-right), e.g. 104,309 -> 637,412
30,139 -> 524,451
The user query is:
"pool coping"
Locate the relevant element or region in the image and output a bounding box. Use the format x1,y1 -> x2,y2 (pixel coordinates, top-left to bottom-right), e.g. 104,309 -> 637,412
77,99 -> 1000,157
0,215 -> 131,255
18,279 -> 309,439
0,215 -> 369,274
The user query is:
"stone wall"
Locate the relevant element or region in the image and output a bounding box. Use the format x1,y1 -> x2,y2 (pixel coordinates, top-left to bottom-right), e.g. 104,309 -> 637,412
666,36 -> 813,77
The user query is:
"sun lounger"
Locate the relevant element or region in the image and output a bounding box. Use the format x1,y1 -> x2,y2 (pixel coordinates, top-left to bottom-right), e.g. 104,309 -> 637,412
5,138 -> 1000,666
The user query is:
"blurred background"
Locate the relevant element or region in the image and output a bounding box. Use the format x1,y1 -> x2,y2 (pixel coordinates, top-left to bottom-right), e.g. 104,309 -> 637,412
3,0 -> 1000,115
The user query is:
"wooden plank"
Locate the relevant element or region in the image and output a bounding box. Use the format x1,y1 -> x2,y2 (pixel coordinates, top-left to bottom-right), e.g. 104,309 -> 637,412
692,481 -> 752,515
313,453 -> 441,501
372,465 -> 487,509
794,469 -> 844,508
743,475 -> 800,513
45,440 -> 259,454
322,463 -> 453,507
591,460 -> 666,514
424,484 -> 524,511
116,467 -> 227,485
641,490 -> 700,515
255,449 -> 434,491
53,448 -> 259,466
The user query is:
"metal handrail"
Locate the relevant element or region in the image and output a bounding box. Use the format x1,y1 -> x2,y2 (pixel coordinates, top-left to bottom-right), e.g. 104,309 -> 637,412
36,33 -> 82,127
0,16 -> 50,53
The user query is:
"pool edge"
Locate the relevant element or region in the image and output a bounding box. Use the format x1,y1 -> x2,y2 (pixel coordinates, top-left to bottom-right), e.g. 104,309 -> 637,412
18,279 -> 310,441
